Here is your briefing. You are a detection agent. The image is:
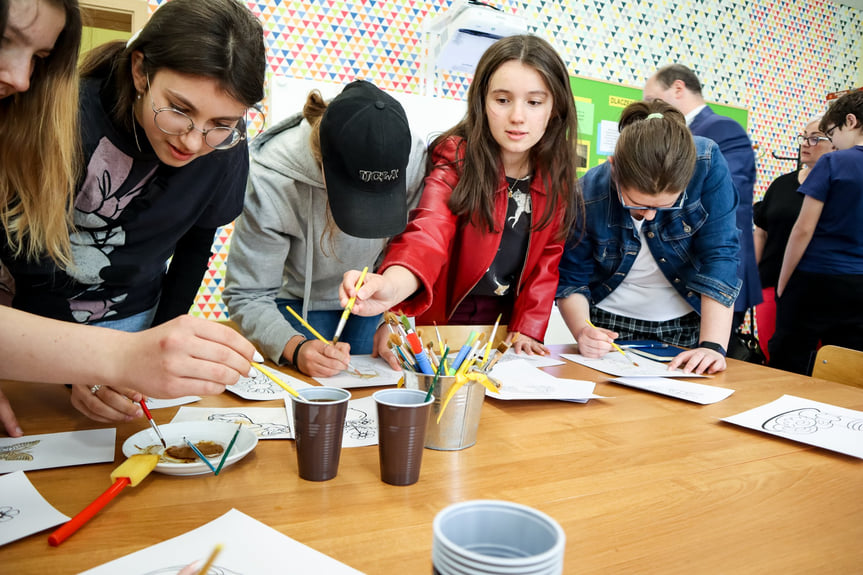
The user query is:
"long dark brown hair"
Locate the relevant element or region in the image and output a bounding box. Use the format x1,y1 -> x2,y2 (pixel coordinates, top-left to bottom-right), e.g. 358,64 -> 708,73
79,0 -> 266,132
614,100 -> 696,196
431,35 -> 581,240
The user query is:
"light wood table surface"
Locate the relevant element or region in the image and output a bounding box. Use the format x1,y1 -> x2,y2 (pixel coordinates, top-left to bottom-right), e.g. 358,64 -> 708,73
2,347 -> 862,574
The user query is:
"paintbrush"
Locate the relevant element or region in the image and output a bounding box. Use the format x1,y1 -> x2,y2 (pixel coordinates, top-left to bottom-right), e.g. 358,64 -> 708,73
251,362 -> 301,398
184,437 -> 217,474
484,340 -> 513,371
284,305 -> 361,375
482,313 -> 503,365
139,400 -> 167,449
332,266 -> 368,344
215,424 -> 242,476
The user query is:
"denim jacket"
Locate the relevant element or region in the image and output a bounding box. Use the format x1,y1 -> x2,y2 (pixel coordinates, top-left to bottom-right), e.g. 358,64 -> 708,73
557,136 -> 742,313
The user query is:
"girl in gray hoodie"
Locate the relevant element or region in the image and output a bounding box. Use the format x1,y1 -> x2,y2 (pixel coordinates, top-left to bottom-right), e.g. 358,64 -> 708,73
224,81 -> 425,377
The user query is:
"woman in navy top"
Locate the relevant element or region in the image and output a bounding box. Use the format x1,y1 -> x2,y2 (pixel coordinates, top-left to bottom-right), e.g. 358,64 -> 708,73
770,91 -> 863,374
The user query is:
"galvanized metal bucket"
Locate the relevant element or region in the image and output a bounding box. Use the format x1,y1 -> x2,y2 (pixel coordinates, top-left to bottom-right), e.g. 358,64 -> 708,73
403,371 -> 485,451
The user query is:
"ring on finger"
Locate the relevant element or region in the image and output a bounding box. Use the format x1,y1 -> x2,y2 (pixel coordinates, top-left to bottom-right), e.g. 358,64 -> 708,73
89,385 -> 102,395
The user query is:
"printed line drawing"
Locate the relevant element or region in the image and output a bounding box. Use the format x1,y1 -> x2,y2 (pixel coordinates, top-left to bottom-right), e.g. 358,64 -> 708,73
0,440 -> 41,462
0,505 -> 21,522
207,413 -> 290,438
847,419 -> 863,432
233,371 -> 281,395
344,407 -> 374,440
762,408 -> 843,435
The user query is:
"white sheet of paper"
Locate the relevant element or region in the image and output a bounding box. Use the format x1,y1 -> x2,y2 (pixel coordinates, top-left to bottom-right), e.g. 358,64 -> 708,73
610,376 -> 734,404
487,359 -> 599,401
561,352 -> 708,378
0,429 -> 115,474
491,352 -> 565,370
278,397 -> 378,447
312,355 -> 403,388
143,396 -> 200,409
171,406 -> 292,439
0,471 -> 70,546
722,394 -> 863,459
228,367 -> 312,400
79,508 -> 363,574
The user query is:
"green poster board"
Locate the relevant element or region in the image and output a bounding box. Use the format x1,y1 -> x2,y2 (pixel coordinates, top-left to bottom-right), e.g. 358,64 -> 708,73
570,75 -> 749,174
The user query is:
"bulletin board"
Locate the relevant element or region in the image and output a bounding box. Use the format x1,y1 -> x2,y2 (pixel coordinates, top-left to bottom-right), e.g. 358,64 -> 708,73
570,75 -> 749,175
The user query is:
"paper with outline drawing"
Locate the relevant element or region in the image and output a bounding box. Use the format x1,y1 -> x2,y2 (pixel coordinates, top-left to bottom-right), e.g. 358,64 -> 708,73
610,376 -> 734,404
722,394 -> 863,459
171,406 -> 292,439
0,429 -> 115,474
228,367 -> 312,400
312,355 -> 403,388
486,359 -> 599,402
79,508 -> 364,574
490,352 -> 565,370
0,471 -> 70,546
561,352 -> 708,378
175,398 -> 379,446
144,396 -> 201,409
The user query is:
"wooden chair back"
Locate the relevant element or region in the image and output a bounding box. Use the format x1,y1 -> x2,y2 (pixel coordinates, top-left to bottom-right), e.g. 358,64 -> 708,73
811,345 -> 863,389
416,324 -> 509,354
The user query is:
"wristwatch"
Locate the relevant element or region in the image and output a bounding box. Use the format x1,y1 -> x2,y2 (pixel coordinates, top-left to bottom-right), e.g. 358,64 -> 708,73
698,340 -> 727,357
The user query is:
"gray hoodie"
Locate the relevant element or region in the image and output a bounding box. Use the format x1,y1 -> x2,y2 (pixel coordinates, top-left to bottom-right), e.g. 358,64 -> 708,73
223,113 -> 426,364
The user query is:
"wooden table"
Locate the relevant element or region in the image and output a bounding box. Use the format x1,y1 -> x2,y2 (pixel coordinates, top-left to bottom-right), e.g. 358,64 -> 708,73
3,347 -> 862,574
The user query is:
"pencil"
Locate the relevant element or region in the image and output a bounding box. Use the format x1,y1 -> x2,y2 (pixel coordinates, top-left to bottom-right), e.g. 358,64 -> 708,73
584,319 -> 639,366
215,424 -> 242,476
184,437 -> 217,474
333,266 -> 368,344
251,362 -> 300,398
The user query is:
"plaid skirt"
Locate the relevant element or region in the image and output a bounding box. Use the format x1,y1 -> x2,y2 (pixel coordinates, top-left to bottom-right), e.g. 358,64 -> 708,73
590,306 -> 700,348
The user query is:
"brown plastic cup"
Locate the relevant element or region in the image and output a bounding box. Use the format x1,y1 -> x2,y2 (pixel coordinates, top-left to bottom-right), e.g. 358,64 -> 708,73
373,388 -> 433,486
291,387 -> 351,481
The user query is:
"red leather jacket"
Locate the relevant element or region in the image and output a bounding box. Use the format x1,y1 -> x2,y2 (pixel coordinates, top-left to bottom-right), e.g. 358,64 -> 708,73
379,137 -> 567,342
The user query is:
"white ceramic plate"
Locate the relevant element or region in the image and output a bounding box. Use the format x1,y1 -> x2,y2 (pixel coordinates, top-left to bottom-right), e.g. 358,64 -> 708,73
122,421 -> 258,476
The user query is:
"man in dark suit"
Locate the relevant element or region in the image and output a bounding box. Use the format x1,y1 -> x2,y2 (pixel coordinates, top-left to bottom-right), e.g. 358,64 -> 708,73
643,64 -> 762,341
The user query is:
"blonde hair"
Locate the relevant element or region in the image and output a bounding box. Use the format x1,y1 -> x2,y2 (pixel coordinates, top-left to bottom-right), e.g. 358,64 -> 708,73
0,0 -> 82,267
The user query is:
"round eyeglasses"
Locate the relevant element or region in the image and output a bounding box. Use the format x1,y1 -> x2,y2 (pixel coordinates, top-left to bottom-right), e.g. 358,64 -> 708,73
796,135 -> 830,147
151,105 -> 246,150
146,75 -> 246,151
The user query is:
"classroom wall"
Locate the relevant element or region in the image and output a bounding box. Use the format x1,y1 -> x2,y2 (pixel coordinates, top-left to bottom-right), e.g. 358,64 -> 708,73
155,0 -> 862,320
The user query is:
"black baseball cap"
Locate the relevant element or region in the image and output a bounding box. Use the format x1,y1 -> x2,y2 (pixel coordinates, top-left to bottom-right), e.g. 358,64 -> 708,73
320,80 -> 411,238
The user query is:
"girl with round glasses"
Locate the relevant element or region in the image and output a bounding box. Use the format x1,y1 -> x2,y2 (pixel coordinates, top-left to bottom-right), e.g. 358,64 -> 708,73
557,100 -> 741,375
0,0 -> 260,437
752,116 -> 833,361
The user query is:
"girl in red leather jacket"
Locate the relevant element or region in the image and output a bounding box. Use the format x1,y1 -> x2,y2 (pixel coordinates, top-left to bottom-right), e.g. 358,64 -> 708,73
340,35 -> 581,368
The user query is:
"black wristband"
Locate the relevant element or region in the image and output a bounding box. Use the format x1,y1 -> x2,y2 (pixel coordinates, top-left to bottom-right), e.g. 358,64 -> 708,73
698,341 -> 727,357
291,338 -> 310,370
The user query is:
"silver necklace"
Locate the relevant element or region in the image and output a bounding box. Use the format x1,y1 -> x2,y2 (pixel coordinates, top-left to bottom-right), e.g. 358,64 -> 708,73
131,107 -> 142,153
507,174 -> 531,198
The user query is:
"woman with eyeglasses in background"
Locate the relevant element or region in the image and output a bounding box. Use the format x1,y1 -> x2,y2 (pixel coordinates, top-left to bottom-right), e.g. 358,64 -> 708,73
1,0 -> 267,424
0,0 -> 261,439
752,117 -> 832,361
556,99 -> 741,374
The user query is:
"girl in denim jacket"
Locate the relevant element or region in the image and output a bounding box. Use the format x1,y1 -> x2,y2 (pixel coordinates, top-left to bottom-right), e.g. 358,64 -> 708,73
557,100 -> 741,375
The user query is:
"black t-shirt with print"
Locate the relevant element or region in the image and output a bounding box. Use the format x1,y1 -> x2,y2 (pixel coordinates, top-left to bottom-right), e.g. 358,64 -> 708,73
1,73 -> 246,324
471,176 -> 531,297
